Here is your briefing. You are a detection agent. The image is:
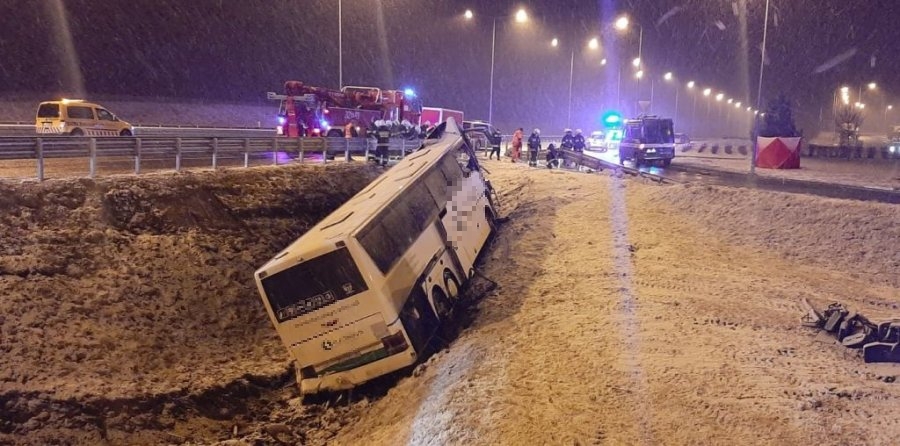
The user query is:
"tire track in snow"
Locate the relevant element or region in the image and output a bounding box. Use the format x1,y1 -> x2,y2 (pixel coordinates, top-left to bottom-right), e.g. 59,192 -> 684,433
608,178 -> 655,445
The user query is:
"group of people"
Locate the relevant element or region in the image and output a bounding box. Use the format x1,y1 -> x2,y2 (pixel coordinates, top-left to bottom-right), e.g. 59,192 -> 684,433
495,128 -> 587,169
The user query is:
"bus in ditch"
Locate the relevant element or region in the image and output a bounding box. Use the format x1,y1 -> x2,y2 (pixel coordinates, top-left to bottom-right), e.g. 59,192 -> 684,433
254,118 -> 498,394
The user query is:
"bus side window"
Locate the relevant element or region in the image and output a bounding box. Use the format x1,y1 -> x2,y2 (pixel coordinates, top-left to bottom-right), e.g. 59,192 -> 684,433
439,154 -> 463,186
423,166 -> 449,203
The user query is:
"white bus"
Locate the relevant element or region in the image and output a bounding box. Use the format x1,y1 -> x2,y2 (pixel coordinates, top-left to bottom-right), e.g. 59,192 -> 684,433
254,118 -> 498,394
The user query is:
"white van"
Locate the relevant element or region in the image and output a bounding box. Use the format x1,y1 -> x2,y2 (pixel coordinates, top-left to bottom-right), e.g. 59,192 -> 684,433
35,99 -> 134,136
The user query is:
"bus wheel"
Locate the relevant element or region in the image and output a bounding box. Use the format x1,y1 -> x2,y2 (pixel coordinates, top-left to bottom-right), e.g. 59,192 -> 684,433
119,129 -> 132,137
70,128 -> 84,137
326,129 -> 343,138
443,270 -> 461,300
431,286 -> 452,322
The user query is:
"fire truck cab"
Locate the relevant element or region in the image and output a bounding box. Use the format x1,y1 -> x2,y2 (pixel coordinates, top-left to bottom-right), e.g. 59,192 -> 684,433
617,115 -> 676,167
268,81 -> 422,138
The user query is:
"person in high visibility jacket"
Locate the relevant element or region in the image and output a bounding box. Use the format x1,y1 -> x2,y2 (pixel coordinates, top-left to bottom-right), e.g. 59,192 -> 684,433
510,128 -> 524,163
375,120 -> 391,166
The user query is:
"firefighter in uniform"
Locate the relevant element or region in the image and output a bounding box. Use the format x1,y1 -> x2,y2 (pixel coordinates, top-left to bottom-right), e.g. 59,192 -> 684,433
561,129 -> 575,151
375,120 -> 391,166
527,128 -> 541,167
573,129 -> 586,153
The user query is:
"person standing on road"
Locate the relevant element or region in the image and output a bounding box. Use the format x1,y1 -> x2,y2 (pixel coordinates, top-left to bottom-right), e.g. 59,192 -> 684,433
488,130 -> 502,160
561,128 -> 575,151
510,127 -> 524,163
344,121 -> 356,161
375,120 -> 391,167
573,129 -> 586,153
527,128 -> 542,167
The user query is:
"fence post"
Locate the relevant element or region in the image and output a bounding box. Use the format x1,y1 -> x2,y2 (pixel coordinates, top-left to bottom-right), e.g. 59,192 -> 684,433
89,138 -> 97,179
212,138 -> 218,169
36,138 -> 44,181
365,138 -> 370,160
345,138 -> 350,162
135,138 -> 142,175
298,138 -> 304,164
273,137 -> 279,165
243,138 -> 250,168
322,139 -> 327,164
175,137 -> 182,172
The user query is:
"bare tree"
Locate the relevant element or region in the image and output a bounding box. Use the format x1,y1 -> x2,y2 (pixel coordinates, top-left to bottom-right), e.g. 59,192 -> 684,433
834,106 -> 864,145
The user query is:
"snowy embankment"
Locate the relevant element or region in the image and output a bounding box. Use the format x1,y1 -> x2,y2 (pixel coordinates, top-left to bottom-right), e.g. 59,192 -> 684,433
0,159 -> 898,445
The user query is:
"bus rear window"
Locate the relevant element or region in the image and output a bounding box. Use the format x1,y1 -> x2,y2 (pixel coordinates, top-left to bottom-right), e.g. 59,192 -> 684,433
261,247 -> 368,323
37,103 -> 60,118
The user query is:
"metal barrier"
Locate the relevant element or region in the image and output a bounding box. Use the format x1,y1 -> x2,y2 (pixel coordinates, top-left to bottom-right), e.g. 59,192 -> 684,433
0,136 -> 422,180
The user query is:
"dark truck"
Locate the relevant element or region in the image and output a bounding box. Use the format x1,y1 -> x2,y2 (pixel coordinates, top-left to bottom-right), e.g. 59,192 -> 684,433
618,116 -> 676,167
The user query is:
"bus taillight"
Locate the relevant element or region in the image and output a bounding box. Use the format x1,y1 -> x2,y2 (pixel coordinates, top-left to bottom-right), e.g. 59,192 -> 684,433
382,331 -> 409,356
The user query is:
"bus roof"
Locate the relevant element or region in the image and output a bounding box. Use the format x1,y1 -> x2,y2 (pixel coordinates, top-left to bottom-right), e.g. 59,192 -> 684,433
257,119 -> 464,275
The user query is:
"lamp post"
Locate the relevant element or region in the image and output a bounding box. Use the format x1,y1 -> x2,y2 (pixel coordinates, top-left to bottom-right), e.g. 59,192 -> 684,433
687,81 -> 696,135
752,0 -> 772,175
663,72 -> 678,122
703,88 -> 712,135
556,36 -> 601,127
616,15 -> 644,114
885,104 -> 893,133
338,0 -> 343,88
473,8 -> 528,123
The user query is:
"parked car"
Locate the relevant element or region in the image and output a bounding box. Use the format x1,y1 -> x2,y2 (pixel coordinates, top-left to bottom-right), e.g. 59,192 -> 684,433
674,133 -> 693,152
603,129 -> 623,151
587,130 -> 605,151
462,120 -> 502,153
35,99 -> 133,136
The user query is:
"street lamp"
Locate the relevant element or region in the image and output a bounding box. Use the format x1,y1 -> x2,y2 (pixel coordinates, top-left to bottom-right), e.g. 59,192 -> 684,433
556,36 -> 601,127
635,70 -> 644,79
663,72 -> 678,123
482,8 -> 529,123
753,0 -> 772,175
687,81 -> 696,135
715,93 -> 724,101
515,9 -> 528,23
615,15 -> 643,67
464,9 -> 473,20
886,105 -> 894,133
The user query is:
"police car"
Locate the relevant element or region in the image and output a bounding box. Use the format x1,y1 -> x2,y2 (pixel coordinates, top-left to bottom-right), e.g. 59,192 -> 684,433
35,99 -> 134,136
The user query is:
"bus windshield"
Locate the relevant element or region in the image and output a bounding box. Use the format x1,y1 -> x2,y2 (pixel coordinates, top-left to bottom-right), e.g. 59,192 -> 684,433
261,247 -> 368,323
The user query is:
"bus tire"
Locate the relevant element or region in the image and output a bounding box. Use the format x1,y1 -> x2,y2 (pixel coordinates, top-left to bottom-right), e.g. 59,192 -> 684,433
443,270 -> 461,300
431,286 -> 452,321
326,129 -> 343,138
70,128 -> 84,137
119,129 -> 132,137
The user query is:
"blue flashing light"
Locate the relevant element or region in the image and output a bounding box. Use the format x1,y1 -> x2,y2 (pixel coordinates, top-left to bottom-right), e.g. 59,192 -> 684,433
277,116 -> 286,125
602,111 -> 623,127
320,119 -> 330,129
404,88 -> 416,97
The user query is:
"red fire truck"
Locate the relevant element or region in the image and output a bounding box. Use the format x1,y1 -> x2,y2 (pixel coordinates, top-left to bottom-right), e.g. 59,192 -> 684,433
420,107 -> 464,127
267,81 -> 423,138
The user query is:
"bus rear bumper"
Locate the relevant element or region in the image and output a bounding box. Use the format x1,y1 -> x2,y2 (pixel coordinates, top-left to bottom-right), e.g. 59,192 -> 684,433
298,347 -> 417,394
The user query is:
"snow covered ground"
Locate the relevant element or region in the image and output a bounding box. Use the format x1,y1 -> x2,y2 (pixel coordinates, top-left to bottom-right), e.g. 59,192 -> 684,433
1,156 -> 898,445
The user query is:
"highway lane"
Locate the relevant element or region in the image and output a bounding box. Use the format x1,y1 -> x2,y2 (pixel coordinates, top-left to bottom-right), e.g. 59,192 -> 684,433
579,147 -> 900,204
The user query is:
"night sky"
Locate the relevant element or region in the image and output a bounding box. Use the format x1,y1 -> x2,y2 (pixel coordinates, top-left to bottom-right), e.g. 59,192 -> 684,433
1,0 -> 898,134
